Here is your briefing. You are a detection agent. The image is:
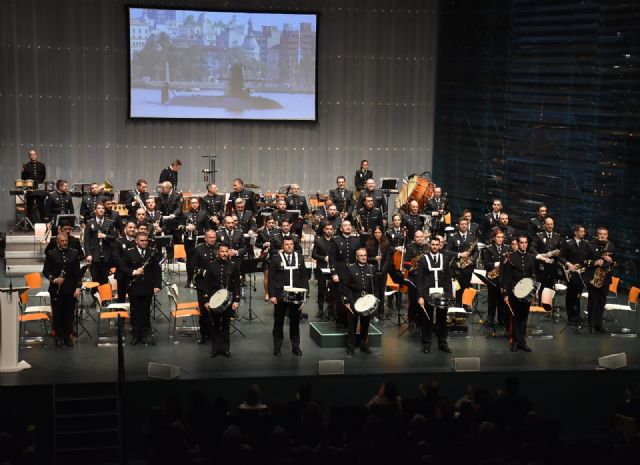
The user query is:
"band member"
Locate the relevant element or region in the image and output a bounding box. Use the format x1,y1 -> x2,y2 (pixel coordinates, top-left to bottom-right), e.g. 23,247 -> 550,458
354,159 -> 373,192
480,199 -> 503,242
482,230 -> 508,327
229,178 -> 257,213
329,175 -> 355,218
45,220 -> 84,259
158,159 -> 182,190
144,198 -> 163,236
234,198 -> 258,234
202,244 -> 241,358
462,210 -> 480,237
401,200 -> 426,240
122,232 -> 161,345
357,178 -> 388,216
157,181 -> 183,253
355,194 -> 385,247
103,198 -> 123,235
417,237 -> 453,353
312,221 -> 337,319
269,237 -> 309,356
201,183 -> 225,229
387,214 -> 405,249
217,215 -> 246,270
559,225 -> 590,323
21,149 -> 46,222
256,217 -> 281,300
331,220 -> 361,327
344,248 -> 376,355
365,226 -> 390,319
530,217 -> 562,300
272,199 -> 293,226
509,237 -> 518,252
43,234 -> 81,347
134,208 -> 150,231
491,212 -> 516,244
316,203 -> 341,235
387,214 -> 407,311
424,187 -> 448,236
192,230 -> 218,343
124,179 -> 150,220
527,205 -> 548,241
79,183 -> 108,222
501,235 -> 536,352
275,219 -> 303,254
446,217 -> 478,307
405,230 -> 430,326
44,179 -> 74,232
83,204 -> 117,285
181,197 -> 207,287
112,221 -> 137,303
285,184 -> 309,234
584,227 -> 615,334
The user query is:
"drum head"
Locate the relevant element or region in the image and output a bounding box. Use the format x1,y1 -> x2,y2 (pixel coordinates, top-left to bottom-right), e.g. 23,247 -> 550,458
209,289 -> 230,309
354,294 -> 378,313
284,287 -> 306,293
427,292 -> 454,308
513,278 -> 534,299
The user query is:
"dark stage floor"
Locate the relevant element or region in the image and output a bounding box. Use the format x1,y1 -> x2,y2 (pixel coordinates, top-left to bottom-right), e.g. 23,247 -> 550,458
2,270 -> 638,388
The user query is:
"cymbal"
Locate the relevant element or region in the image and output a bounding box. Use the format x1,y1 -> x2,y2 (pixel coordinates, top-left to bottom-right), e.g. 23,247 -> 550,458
245,183 -> 261,189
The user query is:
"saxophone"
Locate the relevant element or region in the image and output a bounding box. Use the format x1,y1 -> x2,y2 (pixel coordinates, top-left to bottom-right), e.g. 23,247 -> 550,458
304,210 -> 323,229
590,241 -> 612,288
456,239 -> 477,269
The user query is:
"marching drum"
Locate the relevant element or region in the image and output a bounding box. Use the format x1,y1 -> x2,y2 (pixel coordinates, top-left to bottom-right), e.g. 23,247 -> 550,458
208,289 -> 231,315
513,277 -> 536,301
354,294 -> 380,317
282,287 -> 307,305
426,292 -> 454,309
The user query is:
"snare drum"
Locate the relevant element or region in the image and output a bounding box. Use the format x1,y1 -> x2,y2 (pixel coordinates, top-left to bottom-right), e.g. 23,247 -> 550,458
513,277 -> 535,301
208,289 -> 231,314
15,179 -> 25,189
282,287 -> 307,304
427,292 -> 454,309
24,179 -> 35,189
354,294 -> 380,317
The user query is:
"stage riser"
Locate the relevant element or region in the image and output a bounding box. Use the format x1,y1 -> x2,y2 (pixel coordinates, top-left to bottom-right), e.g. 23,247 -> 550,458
309,321 -> 382,347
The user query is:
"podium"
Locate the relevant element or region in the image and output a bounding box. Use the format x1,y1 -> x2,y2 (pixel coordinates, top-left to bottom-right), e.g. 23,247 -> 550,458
0,286 -> 32,373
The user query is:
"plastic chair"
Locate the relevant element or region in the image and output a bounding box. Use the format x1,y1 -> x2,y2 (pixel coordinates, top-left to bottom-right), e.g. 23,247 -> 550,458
604,285 -> 639,337
529,288 -> 555,339
95,284 -> 130,345
447,288 -> 477,338
167,284 -> 200,343
18,290 -> 50,346
609,276 -> 620,298
24,272 -> 50,304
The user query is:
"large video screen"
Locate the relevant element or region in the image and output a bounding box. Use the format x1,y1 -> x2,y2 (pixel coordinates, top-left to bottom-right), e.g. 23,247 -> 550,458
128,7 -> 317,121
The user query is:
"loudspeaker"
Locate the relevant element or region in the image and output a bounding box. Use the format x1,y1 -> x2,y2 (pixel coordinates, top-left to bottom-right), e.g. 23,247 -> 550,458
598,352 -> 627,370
148,362 -> 181,379
451,357 -> 480,372
317,360 -> 344,375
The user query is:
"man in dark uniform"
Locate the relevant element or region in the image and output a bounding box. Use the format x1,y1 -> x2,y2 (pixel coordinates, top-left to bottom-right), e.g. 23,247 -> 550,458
312,221 -> 337,319
345,248 -> 377,355
424,186 -> 448,236
44,179 -> 74,234
446,217 -> 478,307
501,235 -> 536,352
45,221 -> 84,259
527,205 -> 548,242
401,200 -> 426,241
122,232 -> 161,345
202,244 -> 241,358
103,198 -> 123,236
79,183 -> 108,223
43,234 -> 81,347
144,198 -> 164,236
229,178 -> 257,213
157,181 -> 183,255
330,220 -> 361,327
462,210 -> 480,237
124,179 -> 150,221
191,230 -> 218,343
316,203 -> 341,235
559,224 -> 590,324
417,236 -> 454,353
482,230 -> 509,327
272,199 -> 293,227
83,204 -> 117,285
491,212 -> 516,245
480,199 -> 503,243
405,230 -> 430,328
217,215 -> 246,271
269,237 -> 309,356
158,159 -> 182,191
273,219 -> 302,254
354,159 -> 373,192
530,217 -> 562,301
256,217 -> 280,300
180,197 -> 207,287
233,198 -> 258,234
21,149 -> 46,222
285,184 -> 309,235
201,183 -> 225,230
584,227 -> 615,334
112,221 -> 137,303
356,178 -> 388,217
355,195 -> 384,247
329,175 -> 355,219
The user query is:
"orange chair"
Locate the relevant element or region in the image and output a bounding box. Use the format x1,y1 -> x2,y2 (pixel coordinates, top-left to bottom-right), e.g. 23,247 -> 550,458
95,284 -> 130,345
529,288 -> 555,338
604,285 -> 639,337
461,288 -> 477,310
18,290 -> 50,346
167,284 -> 200,342
629,286 -> 640,308
24,272 -> 50,304
609,276 -> 620,298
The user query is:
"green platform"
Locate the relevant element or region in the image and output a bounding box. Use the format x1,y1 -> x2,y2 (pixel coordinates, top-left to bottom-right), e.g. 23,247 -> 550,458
309,321 -> 382,348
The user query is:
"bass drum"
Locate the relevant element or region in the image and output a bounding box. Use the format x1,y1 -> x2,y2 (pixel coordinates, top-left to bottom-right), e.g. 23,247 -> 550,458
408,176 -> 435,211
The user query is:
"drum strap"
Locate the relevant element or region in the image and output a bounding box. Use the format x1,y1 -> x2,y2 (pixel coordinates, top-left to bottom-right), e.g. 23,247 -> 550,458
426,254 -> 443,289
279,251 -> 300,288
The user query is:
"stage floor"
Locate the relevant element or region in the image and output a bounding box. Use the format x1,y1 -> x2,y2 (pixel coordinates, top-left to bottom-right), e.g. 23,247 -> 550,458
1,271 -> 638,387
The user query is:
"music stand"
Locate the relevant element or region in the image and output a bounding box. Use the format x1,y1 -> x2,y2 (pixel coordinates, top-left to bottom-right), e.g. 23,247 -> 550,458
10,189 -> 35,232
241,259 -> 264,324
379,178 -> 399,222
155,235 -> 175,283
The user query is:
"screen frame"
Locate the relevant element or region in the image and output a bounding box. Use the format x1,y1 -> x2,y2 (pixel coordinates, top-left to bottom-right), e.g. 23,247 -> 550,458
126,5 -> 319,123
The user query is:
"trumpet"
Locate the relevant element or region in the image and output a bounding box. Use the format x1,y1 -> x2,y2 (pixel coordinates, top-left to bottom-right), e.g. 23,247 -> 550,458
134,192 -> 151,215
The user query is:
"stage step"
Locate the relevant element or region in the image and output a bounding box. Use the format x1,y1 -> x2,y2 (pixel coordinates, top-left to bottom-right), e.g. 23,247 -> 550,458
309,321 -> 382,348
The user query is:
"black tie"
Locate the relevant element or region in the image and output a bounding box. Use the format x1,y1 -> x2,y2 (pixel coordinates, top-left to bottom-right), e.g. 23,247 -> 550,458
462,234 -> 466,242
286,254 -> 292,266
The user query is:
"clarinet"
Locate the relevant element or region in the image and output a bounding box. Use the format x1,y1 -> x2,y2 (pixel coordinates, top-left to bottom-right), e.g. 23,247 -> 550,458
130,248 -> 157,285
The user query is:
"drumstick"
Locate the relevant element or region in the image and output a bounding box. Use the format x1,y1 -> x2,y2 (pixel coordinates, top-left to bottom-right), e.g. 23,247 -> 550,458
505,300 -> 515,317
419,303 -> 431,321
345,303 -> 355,316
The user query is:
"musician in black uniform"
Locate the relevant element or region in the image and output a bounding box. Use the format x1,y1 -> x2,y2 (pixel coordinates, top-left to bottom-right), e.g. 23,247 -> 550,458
559,225 -> 589,323
233,198 -> 258,234
386,213 -> 407,311
268,238 -> 309,356
112,221 -> 137,303
157,181 -> 183,255
201,183 -> 225,230
365,226 -> 391,320
191,230 -> 218,343
144,198 -> 164,236
21,149 -> 46,222
357,179 -> 388,217
329,176 -> 355,219
43,234 -> 82,347
345,248 -> 377,355
202,244 -> 241,358
229,178 -> 257,213
134,208 -> 150,231
45,221 -> 84,259
83,204 -> 116,285
312,221 -> 337,319
274,219 -> 302,254
271,199 -> 293,227
462,210 -> 480,237
181,197 -> 207,287
530,217 -> 562,301
387,214 -> 405,250
217,215 -> 247,271
491,213 -> 516,245
480,199 -> 503,243
124,179 -> 150,221
501,235 -> 536,352
416,237 -> 454,353
284,184 -> 309,235
424,187 -> 448,236
44,179 -> 74,233
316,203 -> 341,235
158,159 -> 182,190
256,217 -> 280,300
405,230 -> 429,326
330,220 -> 361,327
401,200 -> 426,241
122,232 -> 161,345
79,183 -> 107,223
103,198 -> 123,235
482,229 -> 509,327
584,227 -> 615,334
446,217 -> 478,307
356,195 -> 385,247
527,205 -> 548,242
354,159 -> 373,192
